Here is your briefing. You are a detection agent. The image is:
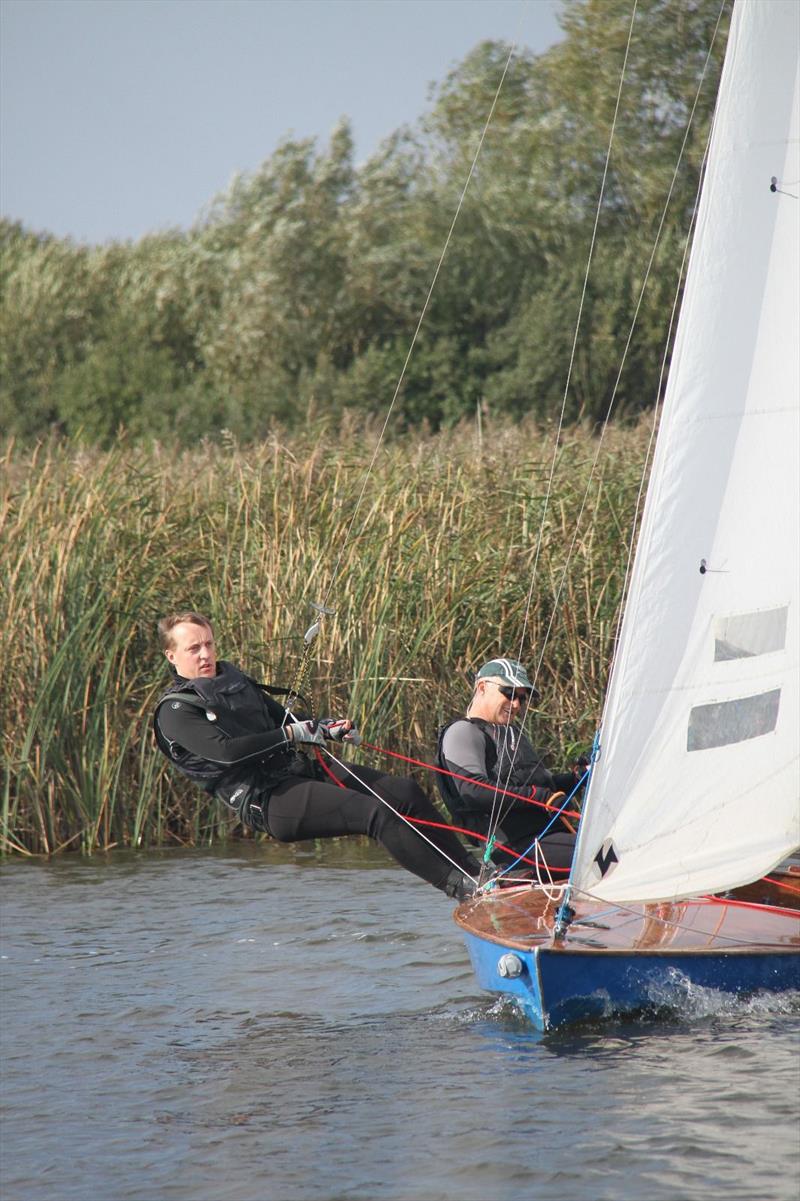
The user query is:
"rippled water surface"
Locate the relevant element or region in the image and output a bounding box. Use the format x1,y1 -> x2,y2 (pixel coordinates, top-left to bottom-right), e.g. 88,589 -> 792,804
2,843 -> 798,1201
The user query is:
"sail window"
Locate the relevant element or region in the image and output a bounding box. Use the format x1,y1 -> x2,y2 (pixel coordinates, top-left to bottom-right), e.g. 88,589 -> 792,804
714,606 -> 788,661
687,689 -> 781,751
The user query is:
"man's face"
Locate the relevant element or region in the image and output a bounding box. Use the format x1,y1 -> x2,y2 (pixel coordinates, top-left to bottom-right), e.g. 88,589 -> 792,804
471,679 -> 528,725
165,622 -> 217,680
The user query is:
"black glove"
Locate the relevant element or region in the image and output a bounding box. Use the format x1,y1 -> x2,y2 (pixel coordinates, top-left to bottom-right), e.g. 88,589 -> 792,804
551,772 -> 577,793
529,784 -> 554,805
573,755 -> 591,789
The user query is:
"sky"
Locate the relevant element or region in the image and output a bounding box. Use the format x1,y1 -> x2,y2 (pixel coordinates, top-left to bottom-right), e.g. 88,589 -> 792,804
1,0 -> 563,245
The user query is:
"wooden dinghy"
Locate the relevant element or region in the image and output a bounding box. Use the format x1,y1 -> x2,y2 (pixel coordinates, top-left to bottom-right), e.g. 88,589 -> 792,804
455,884 -> 800,1030
455,0 -> 800,1031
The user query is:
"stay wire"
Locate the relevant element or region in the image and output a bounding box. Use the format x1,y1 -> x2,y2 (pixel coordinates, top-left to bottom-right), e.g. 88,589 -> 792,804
535,0 -> 726,684
600,0 -> 726,713
489,0 -> 728,849
485,0 -> 640,842
318,38 -> 522,616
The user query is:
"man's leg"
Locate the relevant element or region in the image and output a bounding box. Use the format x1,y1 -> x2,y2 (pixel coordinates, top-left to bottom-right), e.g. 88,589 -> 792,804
265,770 -> 476,892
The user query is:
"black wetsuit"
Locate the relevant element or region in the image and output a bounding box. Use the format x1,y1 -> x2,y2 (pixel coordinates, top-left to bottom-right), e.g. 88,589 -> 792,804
436,717 -> 579,869
153,662 -> 477,893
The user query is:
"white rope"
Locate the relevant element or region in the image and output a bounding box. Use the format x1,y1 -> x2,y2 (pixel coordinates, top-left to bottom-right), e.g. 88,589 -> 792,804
317,742 -> 479,885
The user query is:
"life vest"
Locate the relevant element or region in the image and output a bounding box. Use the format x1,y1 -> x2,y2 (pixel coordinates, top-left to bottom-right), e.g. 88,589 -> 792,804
152,660 -> 309,811
435,717 -> 555,817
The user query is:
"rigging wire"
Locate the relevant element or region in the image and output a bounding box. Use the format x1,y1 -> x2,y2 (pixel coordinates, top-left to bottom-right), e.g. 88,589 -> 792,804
317,36 -> 524,620
487,0 -> 729,856
594,0 -> 728,745
555,0 -> 729,704
486,0 -> 641,841
279,1 -> 733,899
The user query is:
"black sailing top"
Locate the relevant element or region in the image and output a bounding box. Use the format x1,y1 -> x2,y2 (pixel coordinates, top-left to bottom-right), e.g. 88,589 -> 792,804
153,660 -> 314,811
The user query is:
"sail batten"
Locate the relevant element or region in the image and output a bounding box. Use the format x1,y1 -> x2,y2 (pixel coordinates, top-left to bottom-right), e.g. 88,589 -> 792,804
571,0 -> 800,904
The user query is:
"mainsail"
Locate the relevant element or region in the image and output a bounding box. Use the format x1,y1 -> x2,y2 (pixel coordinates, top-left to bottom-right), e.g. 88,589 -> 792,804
570,0 -> 800,904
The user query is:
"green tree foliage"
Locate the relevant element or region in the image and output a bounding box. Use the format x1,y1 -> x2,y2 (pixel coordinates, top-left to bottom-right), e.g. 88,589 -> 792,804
0,0 -> 729,444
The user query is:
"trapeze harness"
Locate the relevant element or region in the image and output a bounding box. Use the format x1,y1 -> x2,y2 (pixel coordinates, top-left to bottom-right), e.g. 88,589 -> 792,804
152,660 -> 316,830
435,717 -> 568,841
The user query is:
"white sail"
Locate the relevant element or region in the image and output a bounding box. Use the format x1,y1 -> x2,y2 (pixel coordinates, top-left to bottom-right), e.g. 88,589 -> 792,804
570,0 -> 800,904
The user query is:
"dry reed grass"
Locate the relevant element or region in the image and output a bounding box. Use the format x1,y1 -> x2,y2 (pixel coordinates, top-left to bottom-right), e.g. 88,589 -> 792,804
0,416 -> 652,854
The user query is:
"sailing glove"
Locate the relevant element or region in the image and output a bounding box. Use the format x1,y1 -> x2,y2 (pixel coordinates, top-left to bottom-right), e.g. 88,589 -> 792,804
574,755 -> 591,787
318,718 -> 362,746
528,784 -> 553,806
286,719 -> 326,746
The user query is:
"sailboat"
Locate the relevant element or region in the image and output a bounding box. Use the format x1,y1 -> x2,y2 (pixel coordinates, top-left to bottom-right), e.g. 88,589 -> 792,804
455,0 -> 800,1030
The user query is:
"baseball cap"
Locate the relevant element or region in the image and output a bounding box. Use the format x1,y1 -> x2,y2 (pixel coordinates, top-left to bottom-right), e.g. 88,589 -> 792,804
475,658 -> 540,698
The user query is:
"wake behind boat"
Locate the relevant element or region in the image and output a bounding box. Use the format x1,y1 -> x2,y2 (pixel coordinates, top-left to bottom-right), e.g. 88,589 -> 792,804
455,0 -> 800,1029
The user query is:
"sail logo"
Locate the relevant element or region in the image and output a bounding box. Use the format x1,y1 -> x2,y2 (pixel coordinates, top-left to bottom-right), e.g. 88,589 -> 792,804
593,840 -> 619,879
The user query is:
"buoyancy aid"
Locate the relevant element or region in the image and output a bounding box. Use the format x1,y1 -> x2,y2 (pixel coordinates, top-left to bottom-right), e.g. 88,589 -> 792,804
153,661 -> 313,815
435,717 -> 556,816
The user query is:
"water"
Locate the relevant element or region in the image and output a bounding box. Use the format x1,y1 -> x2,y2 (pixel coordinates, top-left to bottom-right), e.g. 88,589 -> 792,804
2,843 -> 798,1201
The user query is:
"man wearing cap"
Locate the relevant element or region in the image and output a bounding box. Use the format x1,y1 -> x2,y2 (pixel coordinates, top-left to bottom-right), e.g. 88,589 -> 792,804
435,658 -> 584,871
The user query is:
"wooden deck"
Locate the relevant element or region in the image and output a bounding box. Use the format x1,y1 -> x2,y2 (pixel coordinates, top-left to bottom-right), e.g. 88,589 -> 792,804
454,881 -> 800,955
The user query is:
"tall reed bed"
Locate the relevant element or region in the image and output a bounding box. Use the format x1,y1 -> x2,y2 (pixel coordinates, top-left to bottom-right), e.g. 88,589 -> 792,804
0,418 -> 651,854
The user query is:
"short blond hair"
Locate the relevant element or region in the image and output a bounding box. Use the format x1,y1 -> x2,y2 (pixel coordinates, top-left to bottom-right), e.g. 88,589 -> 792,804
158,611 -> 214,651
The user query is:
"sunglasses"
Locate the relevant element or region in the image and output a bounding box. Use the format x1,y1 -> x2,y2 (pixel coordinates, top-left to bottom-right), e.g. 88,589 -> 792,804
495,685 -> 533,703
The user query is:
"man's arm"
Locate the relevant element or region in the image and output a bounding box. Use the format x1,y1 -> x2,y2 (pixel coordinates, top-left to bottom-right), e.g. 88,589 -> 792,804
157,700 -> 291,766
440,721 -> 506,812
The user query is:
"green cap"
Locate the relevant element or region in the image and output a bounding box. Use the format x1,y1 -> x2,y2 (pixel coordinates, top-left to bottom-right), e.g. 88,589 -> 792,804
476,658 -> 540,698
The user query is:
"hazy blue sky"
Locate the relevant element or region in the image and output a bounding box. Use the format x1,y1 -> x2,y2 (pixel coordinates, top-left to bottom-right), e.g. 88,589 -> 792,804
1,0 -> 563,245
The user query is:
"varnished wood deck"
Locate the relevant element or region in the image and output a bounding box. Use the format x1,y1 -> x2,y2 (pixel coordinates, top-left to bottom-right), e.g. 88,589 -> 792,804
454,883 -> 800,955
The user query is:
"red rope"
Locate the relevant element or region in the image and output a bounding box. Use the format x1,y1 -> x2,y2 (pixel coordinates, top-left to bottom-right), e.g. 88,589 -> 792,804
763,874 -> 800,897
314,749 -> 569,873
359,740 -> 582,819
316,752 -> 798,898
701,893 -> 800,918
406,817 -> 569,874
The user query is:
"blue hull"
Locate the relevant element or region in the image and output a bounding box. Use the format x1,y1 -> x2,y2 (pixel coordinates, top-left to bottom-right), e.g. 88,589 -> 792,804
462,930 -> 800,1031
